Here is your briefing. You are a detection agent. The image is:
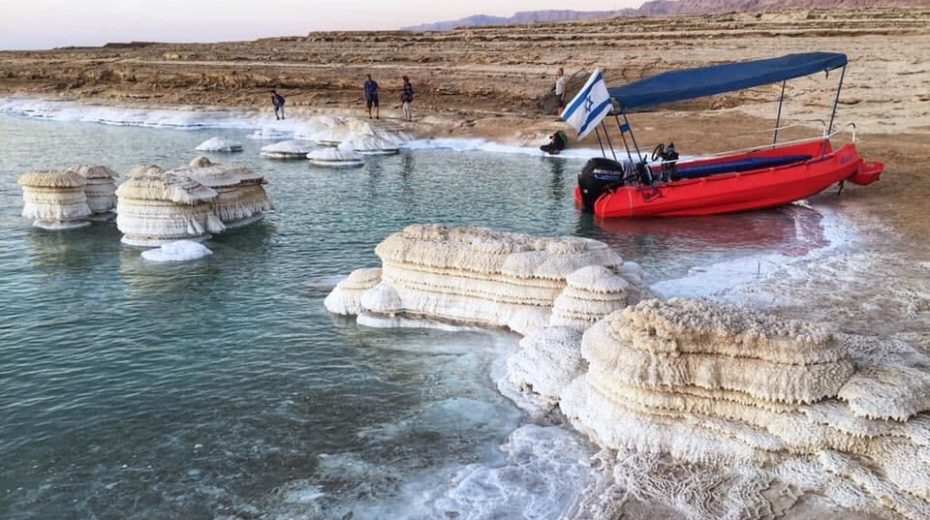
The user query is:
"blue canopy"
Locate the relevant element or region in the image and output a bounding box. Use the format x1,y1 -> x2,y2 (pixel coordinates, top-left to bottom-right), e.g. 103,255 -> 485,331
609,52 -> 847,112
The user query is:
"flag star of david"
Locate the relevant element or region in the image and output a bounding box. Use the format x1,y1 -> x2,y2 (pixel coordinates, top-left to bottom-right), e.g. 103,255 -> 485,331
584,96 -> 594,113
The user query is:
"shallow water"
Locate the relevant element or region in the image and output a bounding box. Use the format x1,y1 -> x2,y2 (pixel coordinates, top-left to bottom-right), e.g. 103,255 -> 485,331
0,112 -> 840,519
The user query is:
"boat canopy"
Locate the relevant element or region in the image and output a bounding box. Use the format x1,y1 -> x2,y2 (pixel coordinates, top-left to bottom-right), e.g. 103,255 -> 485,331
608,52 -> 848,112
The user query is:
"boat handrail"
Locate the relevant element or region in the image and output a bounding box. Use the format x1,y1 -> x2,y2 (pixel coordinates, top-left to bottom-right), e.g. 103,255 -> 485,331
644,122 -> 858,167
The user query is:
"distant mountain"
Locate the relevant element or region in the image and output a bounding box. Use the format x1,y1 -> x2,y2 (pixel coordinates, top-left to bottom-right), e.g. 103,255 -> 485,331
402,0 -> 928,31
402,10 -> 632,32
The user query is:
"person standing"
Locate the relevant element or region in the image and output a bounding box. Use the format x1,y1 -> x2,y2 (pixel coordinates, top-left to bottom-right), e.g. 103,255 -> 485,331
554,68 -> 568,116
271,89 -> 286,120
401,76 -> 414,122
364,74 -> 380,119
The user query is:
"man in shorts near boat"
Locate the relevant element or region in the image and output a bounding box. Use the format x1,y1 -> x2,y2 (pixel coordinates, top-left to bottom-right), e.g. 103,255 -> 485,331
364,74 -> 380,119
401,76 -> 414,121
554,68 -> 568,115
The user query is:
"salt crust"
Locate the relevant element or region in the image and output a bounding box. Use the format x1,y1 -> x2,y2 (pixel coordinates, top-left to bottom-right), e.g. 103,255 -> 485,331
561,299 -> 930,519
18,169 -> 92,229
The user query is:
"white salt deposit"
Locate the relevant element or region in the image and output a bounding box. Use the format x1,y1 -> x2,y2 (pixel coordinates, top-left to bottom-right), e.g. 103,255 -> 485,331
259,140 -> 312,159
170,158 -> 273,228
141,240 -> 213,262
338,135 -> 399,156
18,169 -> 92,230
325,224 -> 649,335
195,137 -> 243,152
115,169 -> 224,246
558,298 -> 930,520
307,148 -> 365,168
70,164 -> 118,219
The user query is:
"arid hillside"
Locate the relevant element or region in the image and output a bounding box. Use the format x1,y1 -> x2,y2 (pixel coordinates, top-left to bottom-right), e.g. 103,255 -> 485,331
1,6 -> 928,134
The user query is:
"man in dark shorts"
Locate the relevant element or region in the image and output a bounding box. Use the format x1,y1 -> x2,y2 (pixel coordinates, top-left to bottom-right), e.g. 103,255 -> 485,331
271,89 -> 285,120
364,74 -> 380,119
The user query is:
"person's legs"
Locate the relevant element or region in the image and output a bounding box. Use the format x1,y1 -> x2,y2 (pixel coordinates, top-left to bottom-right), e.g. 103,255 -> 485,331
274,105 -> 280,120
402,101 -> 410,121
374,95 -> 380,119
280,105 -> 285,120
366,98 -> 372,118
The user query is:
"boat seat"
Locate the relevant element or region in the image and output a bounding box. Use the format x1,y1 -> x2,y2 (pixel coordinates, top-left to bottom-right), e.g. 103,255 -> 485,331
672,155 -> 812,180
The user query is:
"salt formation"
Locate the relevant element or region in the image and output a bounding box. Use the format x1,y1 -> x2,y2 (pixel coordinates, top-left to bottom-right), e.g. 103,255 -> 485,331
115,169 -> 224,246
128,164 -> 164,178
141,240 -> 213,262
195,137 -> 243,153
259,140 -> 312,159
324,268 -> 382,315
325,224 -> 648,335
18,170 -> 92,229
559,298 -> 930,520
338,135 -> 399,156
70,164 -> 118,220
307,148 -> 365,168
170,157 -> 273,228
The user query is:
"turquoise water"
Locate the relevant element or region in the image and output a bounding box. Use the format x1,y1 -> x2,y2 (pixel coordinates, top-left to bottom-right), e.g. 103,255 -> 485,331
0,114 -> 832,519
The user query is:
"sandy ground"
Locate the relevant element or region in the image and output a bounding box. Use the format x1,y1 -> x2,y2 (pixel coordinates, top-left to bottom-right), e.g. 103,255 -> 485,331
2,6 -> 929,519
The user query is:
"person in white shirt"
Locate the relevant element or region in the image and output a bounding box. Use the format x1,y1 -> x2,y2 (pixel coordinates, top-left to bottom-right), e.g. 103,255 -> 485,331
554,67 -> 568,115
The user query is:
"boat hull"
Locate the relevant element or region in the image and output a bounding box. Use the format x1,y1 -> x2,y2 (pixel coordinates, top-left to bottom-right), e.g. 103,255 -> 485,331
575,140 -> 882,218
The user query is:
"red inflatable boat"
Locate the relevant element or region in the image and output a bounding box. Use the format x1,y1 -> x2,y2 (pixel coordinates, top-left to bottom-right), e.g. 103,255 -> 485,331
570,53 -> 884,218
575,138 -> 883,218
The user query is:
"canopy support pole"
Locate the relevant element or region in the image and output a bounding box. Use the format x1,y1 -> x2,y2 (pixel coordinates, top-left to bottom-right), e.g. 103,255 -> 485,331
773,80 -> 786,146
622,114 -> 645,164
827,65 -> 846,135
594,127 -> 606,158
600,122 -> 618,161
614,115 -> 636,165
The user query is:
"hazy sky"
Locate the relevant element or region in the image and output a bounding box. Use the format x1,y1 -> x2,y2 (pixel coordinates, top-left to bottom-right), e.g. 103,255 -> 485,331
0,0 -> 641,50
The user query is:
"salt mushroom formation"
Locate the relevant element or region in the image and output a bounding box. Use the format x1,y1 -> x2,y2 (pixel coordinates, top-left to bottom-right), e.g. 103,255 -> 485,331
70,164 -> 118,220
115,168 -> 225,246
18,170 -> 92,230
171,157 -> 274,228
259,140 -> 312,159
307,148 -> 365,168
325,224 -> 649,334
558,298 -> 930,520
195,137 -> 243,153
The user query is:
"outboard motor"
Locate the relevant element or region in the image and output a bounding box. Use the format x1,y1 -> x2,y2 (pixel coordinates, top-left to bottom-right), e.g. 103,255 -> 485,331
578,157 -> 627,213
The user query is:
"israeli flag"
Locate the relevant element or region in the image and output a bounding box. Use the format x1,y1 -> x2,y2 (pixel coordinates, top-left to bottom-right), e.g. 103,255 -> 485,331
560,69 -> 613,140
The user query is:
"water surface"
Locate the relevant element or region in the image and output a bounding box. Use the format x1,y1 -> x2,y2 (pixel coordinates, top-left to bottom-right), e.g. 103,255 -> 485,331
0,113 -> 834,519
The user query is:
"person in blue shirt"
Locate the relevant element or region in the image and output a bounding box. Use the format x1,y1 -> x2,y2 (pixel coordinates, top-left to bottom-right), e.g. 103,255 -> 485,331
401,76 -> 414,122
271,90 -> 285,120
364,74 -> 380,119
